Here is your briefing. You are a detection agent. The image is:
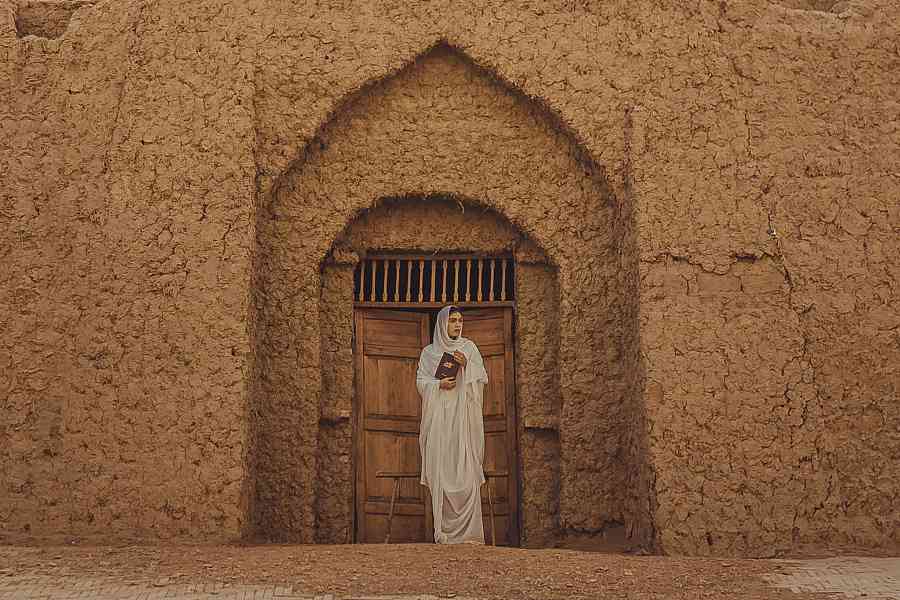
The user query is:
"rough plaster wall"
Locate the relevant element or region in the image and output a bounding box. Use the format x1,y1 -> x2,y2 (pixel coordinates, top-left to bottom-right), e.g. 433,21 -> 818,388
641,259 -> 807,555
1,0 -> 142,540
3,0 -> 897,556
515,263 -> 562,547
315,263 -> 354,544
630,1 -> 899,555
619,115 -> 655,548
2,0 -> 258,541
254,47 -> 636,542
316,197 -> 562,546
334,197 -> 525,255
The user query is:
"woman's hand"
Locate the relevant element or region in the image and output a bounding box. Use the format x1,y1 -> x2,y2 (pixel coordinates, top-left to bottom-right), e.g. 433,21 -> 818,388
439,377 -> 456,390
453,351 -> 468,369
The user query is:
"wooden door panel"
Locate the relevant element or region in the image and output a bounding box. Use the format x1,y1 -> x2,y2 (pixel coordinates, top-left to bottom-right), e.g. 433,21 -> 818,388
484,477 -> 509,504
363,316 -> 425,349
480,499 -> 510,516
483,514 -> 511,545
355,309 -> 431,544
364,432 -> 422,500
484,431 -> 509,503
484,419 -> 507,434
364,344 -> 421,359
367,514 -> 430,544
363,356 -> 421,418
483,355 -> 507,417
484,432 -> 508,470
463,316 -> 505,347
364,417 -> 418,433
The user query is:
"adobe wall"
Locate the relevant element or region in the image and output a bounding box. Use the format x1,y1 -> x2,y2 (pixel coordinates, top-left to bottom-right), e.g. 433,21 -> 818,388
1,0 -> 897,556
2,0 -> 258,541
629,3 -> 900,555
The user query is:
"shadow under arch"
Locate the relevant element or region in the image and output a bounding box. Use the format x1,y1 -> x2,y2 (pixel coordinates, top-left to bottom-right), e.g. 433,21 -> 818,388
248,40 -> 652,548
328,192 -> 556,265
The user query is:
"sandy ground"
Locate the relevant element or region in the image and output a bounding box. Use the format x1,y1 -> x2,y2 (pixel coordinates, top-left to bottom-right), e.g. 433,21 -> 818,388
0,544 -> 824,599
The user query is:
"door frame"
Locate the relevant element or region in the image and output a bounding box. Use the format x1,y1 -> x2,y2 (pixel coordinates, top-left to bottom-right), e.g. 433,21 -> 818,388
351,305 -> 520,545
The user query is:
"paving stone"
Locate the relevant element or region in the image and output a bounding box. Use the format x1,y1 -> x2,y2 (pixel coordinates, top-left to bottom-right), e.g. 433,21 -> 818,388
0,580 -> 483,600
765,557 -> 900,599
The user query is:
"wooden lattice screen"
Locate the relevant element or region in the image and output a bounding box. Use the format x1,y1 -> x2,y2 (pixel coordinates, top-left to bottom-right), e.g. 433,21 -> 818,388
353,254 -> 515,307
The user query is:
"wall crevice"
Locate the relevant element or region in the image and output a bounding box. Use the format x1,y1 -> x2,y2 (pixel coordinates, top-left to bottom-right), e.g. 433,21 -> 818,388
14,0 -> 94,39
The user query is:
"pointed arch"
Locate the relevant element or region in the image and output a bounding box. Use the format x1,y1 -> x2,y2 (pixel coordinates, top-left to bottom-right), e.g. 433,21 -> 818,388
248,40 -> 650,547
268,40 -> 614,247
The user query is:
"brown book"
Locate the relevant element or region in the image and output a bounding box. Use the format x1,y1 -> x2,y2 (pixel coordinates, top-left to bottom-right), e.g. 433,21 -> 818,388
434,352 -> 460,380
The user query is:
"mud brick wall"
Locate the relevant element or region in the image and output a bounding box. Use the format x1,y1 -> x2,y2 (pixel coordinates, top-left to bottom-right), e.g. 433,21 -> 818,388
515,261 -> 563,548
628,2 -> 899,555
2,0 -> 897,556
2,0 -> 257,541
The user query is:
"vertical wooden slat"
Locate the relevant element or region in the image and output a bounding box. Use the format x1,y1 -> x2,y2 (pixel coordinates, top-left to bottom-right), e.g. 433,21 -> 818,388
394,259 -> 400,302
477,259 -> 483,302
489,259 -> 496,301
428,259 -> 437,302
354,255 -> 514,305
405,259 -> 412,302
418,259 -> 424,303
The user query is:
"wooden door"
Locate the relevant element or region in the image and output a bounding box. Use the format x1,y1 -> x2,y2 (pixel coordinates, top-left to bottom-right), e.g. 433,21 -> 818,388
353,307 -> 519,545
354,309 -> 431,543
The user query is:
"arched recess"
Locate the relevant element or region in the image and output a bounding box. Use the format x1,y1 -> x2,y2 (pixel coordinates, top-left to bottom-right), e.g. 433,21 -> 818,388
317,194 -> 561,545
249,42 -> 652,547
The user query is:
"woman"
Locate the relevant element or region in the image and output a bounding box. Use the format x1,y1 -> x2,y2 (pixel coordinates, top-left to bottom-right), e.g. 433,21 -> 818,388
416,305 -> 489,544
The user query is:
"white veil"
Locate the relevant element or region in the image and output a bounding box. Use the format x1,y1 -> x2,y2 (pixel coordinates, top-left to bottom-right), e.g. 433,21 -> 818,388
416,305 -> 489,544
417,306 -> 488,388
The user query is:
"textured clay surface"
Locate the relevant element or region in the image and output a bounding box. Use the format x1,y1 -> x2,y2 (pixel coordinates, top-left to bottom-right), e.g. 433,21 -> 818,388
1,0 -> 898,557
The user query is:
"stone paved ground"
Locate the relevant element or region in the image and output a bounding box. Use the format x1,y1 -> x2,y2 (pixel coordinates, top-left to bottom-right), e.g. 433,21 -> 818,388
0,578 -> 479,600
0,545 -> 897,599
765,557 -> 900,599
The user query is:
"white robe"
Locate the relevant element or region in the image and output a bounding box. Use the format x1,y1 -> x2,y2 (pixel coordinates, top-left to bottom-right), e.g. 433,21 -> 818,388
416,308 -> 488,544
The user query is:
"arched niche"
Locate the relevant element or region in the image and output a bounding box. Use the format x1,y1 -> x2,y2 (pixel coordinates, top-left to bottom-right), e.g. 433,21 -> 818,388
249,42 -> 650,547
315,194 -> 561,545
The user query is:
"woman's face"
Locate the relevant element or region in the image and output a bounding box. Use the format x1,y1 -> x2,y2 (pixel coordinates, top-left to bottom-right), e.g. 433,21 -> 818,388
447,311 -> 463,339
